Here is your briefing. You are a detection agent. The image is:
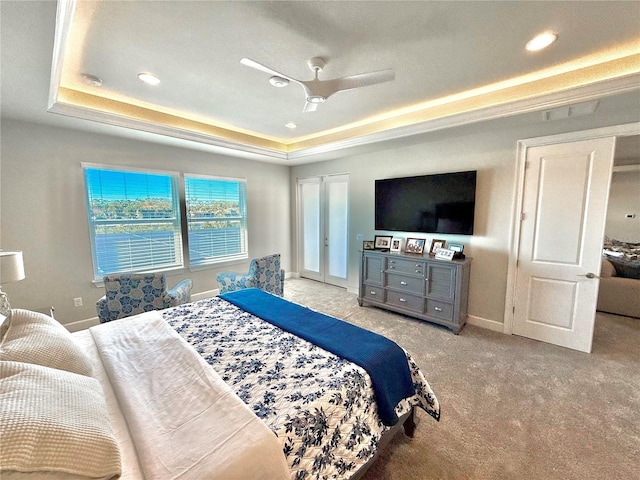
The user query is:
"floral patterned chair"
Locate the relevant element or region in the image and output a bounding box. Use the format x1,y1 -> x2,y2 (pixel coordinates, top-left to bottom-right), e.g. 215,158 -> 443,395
217,253 -> 284,296
96,273 -> 193,323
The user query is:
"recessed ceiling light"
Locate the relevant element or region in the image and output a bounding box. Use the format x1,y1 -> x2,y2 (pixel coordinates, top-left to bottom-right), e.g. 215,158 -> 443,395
307,95 -> 326,104
81,73 -> 103,87
285,122 -> 297,129
138,72 -> 160,85
269,76 -> 289,88
526,32 -> 558,52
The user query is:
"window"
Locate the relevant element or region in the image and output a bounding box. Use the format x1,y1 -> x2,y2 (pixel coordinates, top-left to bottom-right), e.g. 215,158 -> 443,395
185,175 -> 248,266
84,167 -> 183,280
83,166 -> 248,280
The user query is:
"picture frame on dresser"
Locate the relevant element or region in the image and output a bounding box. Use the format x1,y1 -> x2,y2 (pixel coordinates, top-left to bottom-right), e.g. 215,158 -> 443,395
404,238 -> 425,254
374,235 -> 393,250
390,238 -> 403,253
363,240 -> 375,250
429,239 -> 446,255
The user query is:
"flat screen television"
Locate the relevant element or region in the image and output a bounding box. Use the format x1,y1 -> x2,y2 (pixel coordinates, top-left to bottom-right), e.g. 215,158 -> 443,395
375,170 -> 477,235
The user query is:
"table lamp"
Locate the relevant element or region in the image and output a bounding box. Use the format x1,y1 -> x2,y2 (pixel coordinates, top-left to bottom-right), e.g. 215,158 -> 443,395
0,251 -> 25,317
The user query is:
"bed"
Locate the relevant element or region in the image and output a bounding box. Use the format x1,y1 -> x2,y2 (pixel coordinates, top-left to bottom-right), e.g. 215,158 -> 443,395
1,288 -> 440,480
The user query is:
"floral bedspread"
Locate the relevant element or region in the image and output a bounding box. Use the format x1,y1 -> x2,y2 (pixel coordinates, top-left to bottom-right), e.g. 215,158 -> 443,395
163,297 -> 440,480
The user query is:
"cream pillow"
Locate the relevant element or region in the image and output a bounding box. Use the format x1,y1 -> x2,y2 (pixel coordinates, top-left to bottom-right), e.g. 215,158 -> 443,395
0,361 -> 121,480
0,309 -> 92,376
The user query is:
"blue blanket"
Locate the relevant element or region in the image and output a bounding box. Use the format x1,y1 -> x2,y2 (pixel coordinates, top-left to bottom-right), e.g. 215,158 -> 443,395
220,288 -> 415,425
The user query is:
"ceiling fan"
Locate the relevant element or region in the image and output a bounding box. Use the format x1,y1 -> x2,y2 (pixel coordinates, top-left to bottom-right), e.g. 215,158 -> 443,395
240,56 -> 395,112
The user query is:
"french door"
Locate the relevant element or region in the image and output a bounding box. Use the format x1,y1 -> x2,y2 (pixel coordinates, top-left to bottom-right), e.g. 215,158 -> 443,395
298,174 -> 349,287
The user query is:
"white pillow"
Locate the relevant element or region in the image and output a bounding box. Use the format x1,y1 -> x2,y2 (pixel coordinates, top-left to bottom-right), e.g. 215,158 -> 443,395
0,361 -> 121,480
0,309 -> 92,376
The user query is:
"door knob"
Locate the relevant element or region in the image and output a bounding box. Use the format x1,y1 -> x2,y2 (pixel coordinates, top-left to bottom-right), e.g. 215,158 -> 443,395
579,272 -> 599,279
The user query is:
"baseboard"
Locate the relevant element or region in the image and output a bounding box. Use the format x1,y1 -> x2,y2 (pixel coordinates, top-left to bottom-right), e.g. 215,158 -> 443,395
467,314 -> 504,332
191,289 -> 218,301
64,317 -> 99,333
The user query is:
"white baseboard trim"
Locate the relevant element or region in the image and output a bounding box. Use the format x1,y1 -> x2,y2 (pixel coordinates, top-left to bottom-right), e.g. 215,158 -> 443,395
64,317 -> 99,333
192,289 -> 218,301
467,315 -> 504,332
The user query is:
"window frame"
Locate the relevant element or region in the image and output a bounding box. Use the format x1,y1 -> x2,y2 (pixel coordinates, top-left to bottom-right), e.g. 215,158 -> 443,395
83,164 -> 248,281
184,173 -> 249,268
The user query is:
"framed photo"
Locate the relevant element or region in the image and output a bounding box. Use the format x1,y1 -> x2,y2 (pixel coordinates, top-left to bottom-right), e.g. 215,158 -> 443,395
390,238 -> 403,253
429,239 -> 446,255
404,237 -> 426,254
435,248 -> 455,261
363,240 -> 375,250
449,243 -> 464,253
374,235 -> 393,250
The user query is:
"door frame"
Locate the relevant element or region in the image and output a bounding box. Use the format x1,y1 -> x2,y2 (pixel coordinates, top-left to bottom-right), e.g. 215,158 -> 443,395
295,173 -> 350,287
504,122 -> 640,336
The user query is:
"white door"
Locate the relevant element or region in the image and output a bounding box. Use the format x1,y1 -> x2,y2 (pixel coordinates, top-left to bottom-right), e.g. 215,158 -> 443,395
298,175 -> 349,287
512,137 -> 615,353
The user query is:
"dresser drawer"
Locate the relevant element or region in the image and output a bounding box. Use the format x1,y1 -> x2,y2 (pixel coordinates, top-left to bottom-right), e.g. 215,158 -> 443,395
386,290 -> 424,313
387,257 -> 425,275
425,299 -> 454,321
363,285 -> 384,302
386,273 -> 424,295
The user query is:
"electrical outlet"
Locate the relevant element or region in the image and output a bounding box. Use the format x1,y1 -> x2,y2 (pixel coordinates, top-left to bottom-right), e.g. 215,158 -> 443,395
73,297 -> 83,307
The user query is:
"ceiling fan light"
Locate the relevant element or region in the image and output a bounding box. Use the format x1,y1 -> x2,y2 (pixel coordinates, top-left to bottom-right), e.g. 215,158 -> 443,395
307,95 -> 326,104
269,76 -> 289,87
526,32 -> 557,51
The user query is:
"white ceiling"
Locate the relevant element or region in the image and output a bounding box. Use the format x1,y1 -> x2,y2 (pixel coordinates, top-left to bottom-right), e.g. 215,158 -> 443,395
1,1 -> 640,164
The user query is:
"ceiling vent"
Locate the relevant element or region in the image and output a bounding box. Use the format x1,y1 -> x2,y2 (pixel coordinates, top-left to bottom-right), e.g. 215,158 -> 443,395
542,100 -> 599,121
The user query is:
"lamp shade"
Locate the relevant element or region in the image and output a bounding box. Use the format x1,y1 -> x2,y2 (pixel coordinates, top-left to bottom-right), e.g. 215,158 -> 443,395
0,251 -> 25,284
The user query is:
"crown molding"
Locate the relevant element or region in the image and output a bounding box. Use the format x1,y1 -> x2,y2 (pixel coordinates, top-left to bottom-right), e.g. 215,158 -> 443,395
47,100 -> 289,162
286,73 -> 640,161
47,72 -> 640,164
49,0 -> 640,164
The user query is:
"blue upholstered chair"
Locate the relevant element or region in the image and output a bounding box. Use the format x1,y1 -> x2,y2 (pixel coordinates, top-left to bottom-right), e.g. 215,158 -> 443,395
96,273 -> 193,323
217,253 -> 285,296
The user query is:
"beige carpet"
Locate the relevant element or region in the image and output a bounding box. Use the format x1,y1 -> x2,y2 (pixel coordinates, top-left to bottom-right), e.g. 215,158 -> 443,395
283,278 -> 640,480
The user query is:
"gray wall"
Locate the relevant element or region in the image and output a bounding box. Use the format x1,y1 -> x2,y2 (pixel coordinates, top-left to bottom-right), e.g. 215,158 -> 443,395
1,93 -> 637,329
290,100 -> 640,326
1,119 -> 291,325
606,169 -> 640,242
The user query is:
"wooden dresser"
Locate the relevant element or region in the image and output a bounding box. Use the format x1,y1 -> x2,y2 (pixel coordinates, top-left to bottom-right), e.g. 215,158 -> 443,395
359,250 -> 471,334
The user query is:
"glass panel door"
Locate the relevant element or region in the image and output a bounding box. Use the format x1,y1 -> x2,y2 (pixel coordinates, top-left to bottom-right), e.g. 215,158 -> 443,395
297,175 -> 349,287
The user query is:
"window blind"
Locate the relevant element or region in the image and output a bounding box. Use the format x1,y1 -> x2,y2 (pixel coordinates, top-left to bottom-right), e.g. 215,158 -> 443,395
84,167 -> 183,279
184,175 -> 248,266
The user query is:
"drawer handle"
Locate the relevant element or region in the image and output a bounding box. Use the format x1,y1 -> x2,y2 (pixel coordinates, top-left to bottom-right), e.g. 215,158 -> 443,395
389,265 -> 394,269
415,264 -> 421,267
400,281 -> 407,285
415,269 -> 422,273
434,307 -> 443,312
370,291 -> 377,295
399,298 -> 407,302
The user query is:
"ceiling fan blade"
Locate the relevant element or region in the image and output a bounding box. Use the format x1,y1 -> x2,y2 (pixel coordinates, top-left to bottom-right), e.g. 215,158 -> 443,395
303,100 -> 319,113
322,69 -> 395,97
240,57 -> 297,82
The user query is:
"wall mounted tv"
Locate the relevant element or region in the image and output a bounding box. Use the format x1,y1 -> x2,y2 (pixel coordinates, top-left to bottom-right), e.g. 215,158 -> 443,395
375,170 -> 477,235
